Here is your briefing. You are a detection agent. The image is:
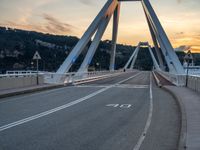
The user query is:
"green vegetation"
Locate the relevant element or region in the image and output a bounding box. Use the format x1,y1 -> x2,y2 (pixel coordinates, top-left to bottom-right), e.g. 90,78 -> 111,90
0,26 -> 199,73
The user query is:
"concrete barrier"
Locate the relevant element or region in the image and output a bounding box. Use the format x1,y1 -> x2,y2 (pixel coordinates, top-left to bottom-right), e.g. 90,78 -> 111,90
155,70 -> 200,93
187,75 -> 200,93
0,75 -> 44,90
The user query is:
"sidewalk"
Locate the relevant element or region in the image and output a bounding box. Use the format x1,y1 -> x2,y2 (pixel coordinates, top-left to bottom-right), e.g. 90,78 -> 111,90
164,86 -> 200,150
0,84 -> 64,99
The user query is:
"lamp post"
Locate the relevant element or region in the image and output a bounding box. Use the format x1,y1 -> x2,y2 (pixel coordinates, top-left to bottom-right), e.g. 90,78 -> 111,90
184,50 -> 193,87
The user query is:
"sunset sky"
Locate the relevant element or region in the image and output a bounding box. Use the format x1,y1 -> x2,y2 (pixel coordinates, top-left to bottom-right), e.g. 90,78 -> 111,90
0,0 -> 200,53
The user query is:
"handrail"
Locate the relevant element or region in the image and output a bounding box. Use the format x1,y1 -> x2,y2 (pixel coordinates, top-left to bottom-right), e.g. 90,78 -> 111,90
155,70 -> 200,92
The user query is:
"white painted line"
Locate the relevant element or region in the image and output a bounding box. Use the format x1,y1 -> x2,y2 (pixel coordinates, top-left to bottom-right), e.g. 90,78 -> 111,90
132,73 -> 153,150
106,104 -> 132,109
115,84 -> 149,89
106,104 -> 119,108
73,72 -> 123,85
0,86 -> 73,104
76,85 -> 109,88
0,72 -> 141,132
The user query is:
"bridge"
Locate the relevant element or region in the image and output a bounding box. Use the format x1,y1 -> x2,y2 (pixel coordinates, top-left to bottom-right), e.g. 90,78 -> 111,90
0,0 -> 200,150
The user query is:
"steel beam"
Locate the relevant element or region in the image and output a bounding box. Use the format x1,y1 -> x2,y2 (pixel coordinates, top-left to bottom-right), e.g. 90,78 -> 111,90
77,15 -> 112,73
143,7 -> 176,72
141,0 -> 184,74
109,3 -> 120,71
54,0 -> 118,82
142,4 -> 164,70
124,43 -> 141,69
147,44 -> 161,70
130,45 -> 140,69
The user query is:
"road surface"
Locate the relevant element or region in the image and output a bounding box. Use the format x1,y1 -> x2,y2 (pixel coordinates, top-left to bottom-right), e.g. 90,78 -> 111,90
0,71 -> 180,150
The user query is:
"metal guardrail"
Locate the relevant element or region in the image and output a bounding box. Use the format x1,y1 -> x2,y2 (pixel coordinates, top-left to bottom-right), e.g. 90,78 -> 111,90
0,74 -> 38,78
156,70 -> 186,86
0,70 -> 125,84
156,70 -> 200,92
187,75 -> 200,93
43,70 -> 124,84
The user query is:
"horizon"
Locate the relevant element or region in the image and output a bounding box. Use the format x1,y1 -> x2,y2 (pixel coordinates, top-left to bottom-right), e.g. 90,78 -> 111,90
0,0 -> 200,53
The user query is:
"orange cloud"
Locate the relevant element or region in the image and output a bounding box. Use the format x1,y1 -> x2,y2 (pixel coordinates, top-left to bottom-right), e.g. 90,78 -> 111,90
0,14 -> 75,35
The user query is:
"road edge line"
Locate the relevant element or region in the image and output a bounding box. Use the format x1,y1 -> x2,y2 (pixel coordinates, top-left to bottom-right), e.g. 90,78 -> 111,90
132,72 -> 153,150
152,71 -> 187,150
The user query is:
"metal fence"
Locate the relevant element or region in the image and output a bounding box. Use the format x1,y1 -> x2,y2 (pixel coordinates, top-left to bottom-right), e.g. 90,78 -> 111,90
43,70 -> 124,84
156,70 -> 200,93
0,70 -> 125,84
187,75 -> 200,93
156,70 -> 186,86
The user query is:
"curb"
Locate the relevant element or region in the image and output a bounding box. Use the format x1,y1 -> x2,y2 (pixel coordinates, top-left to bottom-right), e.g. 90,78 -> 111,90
0,84 -> 65,99
0,72 -> 125,99
152,71 -> 162,88
73,72 -> 122,85
162,86 -> 187,150
152,71 -> 187,150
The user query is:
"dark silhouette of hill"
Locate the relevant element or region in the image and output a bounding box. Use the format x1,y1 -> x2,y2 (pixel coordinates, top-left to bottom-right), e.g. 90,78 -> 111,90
0,26 -> 194,73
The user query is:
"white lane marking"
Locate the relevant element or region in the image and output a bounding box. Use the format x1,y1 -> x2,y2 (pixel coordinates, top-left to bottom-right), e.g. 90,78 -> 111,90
106,104 -> 119,108
106,104 -> 132,109
0,72 -> 141,132
115,84 -> 149,89
76,85 -> 109,88
132,73 -> 153,150
0,86 -> 74,104
0,72 -> 135,104
73,72 -> 123,86
120,104 -> 132,108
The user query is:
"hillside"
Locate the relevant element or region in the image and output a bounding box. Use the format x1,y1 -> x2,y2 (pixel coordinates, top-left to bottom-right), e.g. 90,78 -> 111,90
1,26 -> 197,73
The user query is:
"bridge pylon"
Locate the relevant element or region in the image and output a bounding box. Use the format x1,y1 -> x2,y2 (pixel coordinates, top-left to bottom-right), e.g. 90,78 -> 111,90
124,42 -> 161,71
54,0 -> 184,83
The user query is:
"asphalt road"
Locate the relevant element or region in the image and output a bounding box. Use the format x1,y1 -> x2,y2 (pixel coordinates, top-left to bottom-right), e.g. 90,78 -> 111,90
0,71 -> 180,150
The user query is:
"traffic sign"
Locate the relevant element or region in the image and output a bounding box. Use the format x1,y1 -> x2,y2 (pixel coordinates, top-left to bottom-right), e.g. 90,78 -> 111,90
33,51 -> 41,60
184,50 -> 193,60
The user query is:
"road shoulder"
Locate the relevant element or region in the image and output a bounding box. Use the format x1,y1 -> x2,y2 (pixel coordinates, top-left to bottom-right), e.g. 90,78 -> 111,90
163,86 -> 200,150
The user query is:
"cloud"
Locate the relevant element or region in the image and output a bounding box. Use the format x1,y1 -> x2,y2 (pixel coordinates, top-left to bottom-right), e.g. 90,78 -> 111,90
0,13 -> 75,35
175,45 -> 191,52
176,32 -> 184,35
43,13 -> 74,34
79,0 -> 94,5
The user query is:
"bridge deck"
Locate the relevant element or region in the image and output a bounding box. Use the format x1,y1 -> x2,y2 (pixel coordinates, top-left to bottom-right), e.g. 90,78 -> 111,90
0,72 -> 180,150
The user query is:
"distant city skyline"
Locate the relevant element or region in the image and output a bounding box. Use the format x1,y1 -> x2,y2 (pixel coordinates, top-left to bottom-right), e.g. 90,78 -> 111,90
0,0 -> 200,53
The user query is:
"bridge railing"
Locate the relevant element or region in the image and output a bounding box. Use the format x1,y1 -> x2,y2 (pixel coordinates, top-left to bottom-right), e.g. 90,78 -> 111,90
156,70 -> 200,92
156,70 -> 186,86
43,70 -> 125,84
0,73 -> 44,90
187,75 -> 200,93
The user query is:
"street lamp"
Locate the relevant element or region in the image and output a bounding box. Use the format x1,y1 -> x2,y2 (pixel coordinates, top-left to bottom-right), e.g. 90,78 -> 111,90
96,62 -> 99,71
184,50 -> 193,87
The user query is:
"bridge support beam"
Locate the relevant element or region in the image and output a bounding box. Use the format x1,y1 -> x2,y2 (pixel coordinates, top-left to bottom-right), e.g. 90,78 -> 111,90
130,44 -> 140,69
124,43 -> 141,69
143,5 -> 164,70
142,0 -> 184,74
77,15 -> 112,73
124,42 -> 161,71
148,44 -> 161,70
54,0 -> 185,83
110,3 -> 120,71
54,0 -> 118,82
